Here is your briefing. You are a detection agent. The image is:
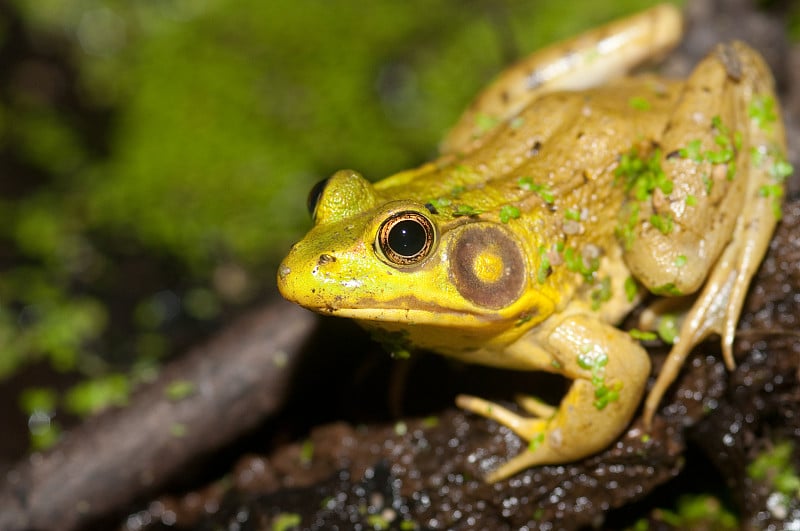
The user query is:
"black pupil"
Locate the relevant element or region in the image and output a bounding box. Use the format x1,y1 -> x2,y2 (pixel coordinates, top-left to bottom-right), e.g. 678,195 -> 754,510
388,219 -> 427,257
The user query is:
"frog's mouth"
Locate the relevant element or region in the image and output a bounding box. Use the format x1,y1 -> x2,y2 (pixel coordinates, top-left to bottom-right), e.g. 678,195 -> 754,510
300,292 -> 530,335
320,305 -> 490,325
277,256 -> 529,330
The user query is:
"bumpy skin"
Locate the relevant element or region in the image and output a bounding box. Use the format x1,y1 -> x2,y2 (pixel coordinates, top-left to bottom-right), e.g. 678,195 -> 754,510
278,4 -> 790,482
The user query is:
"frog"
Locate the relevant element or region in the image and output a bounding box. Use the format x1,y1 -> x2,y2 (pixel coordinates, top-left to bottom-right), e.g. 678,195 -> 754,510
277,3 -> 791,483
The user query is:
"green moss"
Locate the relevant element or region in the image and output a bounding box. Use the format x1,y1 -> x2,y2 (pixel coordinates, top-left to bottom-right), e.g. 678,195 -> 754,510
629,329 -> 657,341
518,176 -> 555,203
366,514 -> 391,530
649,213 -> 673,235
577,348 -> 622,410
370,328 -> 412,359
19,387 -> 58,415
628,96 -> 651,110
527,432 -> 545,452
272,512 -> 302,531
617,203 -> 640,249
748,441 -> 800,497
657,314 -> 679,344
452,204 -> 483,217
63,374 -> 130,417
652,282 -> 682,296
616,148 -> 673,199
537,246 -> 551,284
300,439 -> 315,465
679,139 -> 704,162
164,379 -> 196,401
564,246 -> 600,282
748,95 -> 778,131
590,276 -> 612,310
624,276 -> 638,302
654,494 -> 738,529
499,204 -> 521,223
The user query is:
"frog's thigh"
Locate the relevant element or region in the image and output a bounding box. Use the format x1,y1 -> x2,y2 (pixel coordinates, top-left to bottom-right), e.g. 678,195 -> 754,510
441,4 -> 682,154
461,314 -> 650,482
626,42 -> 776,292
636,42 -> 787,426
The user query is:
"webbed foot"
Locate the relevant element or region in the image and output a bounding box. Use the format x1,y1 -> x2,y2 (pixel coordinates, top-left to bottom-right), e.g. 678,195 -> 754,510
458,314 -> 651,482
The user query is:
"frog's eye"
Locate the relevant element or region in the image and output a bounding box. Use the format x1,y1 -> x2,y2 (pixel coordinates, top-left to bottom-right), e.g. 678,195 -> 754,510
306,177 -> 330,219
377,211 -> 436,266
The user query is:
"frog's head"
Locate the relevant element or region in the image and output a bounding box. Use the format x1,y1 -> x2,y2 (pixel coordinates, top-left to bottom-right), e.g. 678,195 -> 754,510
277,170 -> 555,352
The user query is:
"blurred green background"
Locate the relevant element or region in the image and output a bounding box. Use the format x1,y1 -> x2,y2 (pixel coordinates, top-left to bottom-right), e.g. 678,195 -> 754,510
0,0 -> 668,454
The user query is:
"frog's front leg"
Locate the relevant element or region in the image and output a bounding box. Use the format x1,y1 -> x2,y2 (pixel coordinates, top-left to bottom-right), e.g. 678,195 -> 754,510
620,42 -> 789,426
457,313 -> 650,483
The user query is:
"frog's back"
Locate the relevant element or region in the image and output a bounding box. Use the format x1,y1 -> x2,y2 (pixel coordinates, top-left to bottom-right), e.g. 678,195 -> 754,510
373,76 -> 681,248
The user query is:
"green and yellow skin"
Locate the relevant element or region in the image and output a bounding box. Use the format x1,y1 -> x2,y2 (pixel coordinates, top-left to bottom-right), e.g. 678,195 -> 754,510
277,4 -> 791,482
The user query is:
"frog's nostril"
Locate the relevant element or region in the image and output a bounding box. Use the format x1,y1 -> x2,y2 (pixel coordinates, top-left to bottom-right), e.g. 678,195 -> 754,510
318,253 -> 336,265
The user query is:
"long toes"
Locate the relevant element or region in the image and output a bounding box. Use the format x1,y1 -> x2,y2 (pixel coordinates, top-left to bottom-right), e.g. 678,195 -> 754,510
456,394 -> 548,439
514,394 -> 556,418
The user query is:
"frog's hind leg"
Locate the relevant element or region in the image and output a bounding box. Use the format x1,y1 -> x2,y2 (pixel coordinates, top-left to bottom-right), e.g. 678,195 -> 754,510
442,4 -> 682,153
624,42 -> 789,427
458,314 -> 651,482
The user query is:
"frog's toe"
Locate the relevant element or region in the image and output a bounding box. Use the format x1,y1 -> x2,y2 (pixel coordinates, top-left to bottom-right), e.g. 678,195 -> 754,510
485,447 -> 550,484
514,394 -> 557,418
456,394 -> 549,438
457,391 -> 614,483
638,296 -> 691,334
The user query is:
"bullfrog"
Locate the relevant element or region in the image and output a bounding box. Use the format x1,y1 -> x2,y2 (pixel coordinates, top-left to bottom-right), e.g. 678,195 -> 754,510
277,4 -> 791,482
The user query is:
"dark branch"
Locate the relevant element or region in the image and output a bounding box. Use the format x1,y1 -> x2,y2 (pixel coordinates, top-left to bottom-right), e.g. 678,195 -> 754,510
0,299 -> 317,531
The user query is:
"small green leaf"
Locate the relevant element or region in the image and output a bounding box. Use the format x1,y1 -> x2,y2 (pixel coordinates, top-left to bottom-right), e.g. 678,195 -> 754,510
499,204 -> 521,223
509,116 -> 525,129
650,213 -> 673,235
422,415 -> 439,428
453,204 -> 483,217
300,439 -> 314,464
272,513 -> 302,531
170,423 -> 187,437
657,314 -> 679,344
628,96 -> 651,110
527,432 -> 545,452
748,95 -> 777,131
165,379 -> 196,401
770,159 -> 793,181
518,177 -> 554,203
653,282 -> 682,296
679,139 -> 704,162
20,387 -> 58,415
629,329 -> 658,341
366,514 -> 391,530
590,276 -> 612,311
428,197 -> 451,210
474,112 -> 500,134
624,276 -> 638,302
63,374 -> 130,417
450,184 -> 466,196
